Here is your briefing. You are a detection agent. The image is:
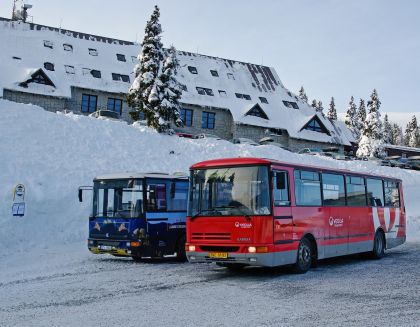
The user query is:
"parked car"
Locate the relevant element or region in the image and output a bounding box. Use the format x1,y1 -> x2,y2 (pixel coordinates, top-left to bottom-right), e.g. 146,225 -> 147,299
298,148 -> 323,155
193,133 -> 222,140
89,110 -> 121,121
176,132 -> 194,138
258,137 -> 291,151
406,156 -> 420,170
231,138 -> 259,146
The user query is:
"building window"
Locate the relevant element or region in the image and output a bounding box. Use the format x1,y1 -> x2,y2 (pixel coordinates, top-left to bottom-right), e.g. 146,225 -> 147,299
139,111 -> 145,120
235,93 -> 251,100
283,100 -> 299,109
89,48 -> 98,56
210,70 -> 219,77
107,98 -> 122,115
202,112 -> 215,129
131,56 -> 138,63
188,66 -> 198,74
32,73 -> 47,84
44,62 -> 55,71
43,40 -> 53,49
227,73 -> 235,80
116,53 -> 126,62
218,90 -> 227,97
180,84 -> 188,91
82,68 -> 91,75
196,87 -> 214,96
81,94 -> 97,113
65,65 -> 75,74
180,108 -> 193,127
63,44 -> 73,52
112,73 -> 130,82
91,70 -> 101,78
259,97 -> 268,104
303,117 -> 328,134
245,104 -> 268,119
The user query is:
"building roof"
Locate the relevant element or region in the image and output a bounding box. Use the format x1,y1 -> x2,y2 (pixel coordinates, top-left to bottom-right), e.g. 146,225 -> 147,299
0,17 -> 355,146
94,172 -> 188,181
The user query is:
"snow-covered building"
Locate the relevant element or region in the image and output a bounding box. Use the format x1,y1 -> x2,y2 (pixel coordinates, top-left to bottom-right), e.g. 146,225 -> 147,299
0,17 -> 355,151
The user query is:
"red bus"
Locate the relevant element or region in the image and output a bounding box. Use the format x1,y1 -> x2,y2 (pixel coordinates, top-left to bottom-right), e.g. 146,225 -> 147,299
185,157 -> 406,273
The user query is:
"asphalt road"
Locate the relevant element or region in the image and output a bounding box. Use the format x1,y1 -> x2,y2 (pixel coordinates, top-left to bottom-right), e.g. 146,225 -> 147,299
1,242 -> 419,327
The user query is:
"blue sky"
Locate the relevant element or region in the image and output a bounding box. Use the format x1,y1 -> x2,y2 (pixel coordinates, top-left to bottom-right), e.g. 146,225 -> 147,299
1,0 -> 419,115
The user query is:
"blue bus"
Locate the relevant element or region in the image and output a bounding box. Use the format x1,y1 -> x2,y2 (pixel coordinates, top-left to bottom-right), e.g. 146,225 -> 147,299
79,172 -> 189,261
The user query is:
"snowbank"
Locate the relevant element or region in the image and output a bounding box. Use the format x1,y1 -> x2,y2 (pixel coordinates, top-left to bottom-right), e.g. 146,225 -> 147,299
1,99 -> 419,253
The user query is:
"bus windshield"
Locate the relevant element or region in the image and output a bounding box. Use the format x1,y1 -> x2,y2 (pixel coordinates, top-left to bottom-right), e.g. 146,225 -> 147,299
93,179 -> 143,218
189,166 -> 270,217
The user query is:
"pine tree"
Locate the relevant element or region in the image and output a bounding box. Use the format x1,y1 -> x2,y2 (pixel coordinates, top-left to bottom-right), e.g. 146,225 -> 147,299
345,96 -> 358,137
392,123 -> 403,146
354,99 -> 366,141
357,89 -> 384,158
326,97 -> 337,120
157,45 -> 183,129
127,6 -> 181,132
382,114 -> 393,144
298,86 -> 308,103
316,100 -> 324,115
406,115 -> 419,148
311,99 -> 317,109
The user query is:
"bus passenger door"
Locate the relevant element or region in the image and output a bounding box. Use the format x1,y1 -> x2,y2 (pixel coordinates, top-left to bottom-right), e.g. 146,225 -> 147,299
272,170 -> 293,245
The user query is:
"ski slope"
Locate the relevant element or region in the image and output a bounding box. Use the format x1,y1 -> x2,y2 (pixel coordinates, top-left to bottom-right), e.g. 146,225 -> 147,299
0,99 -> 419,254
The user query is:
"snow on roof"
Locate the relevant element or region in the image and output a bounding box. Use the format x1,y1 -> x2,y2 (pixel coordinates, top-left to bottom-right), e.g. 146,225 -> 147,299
0,17 -> 353,146
94,172 -> 188,180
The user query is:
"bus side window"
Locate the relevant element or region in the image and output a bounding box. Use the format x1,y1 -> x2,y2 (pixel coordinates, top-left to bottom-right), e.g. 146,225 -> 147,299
384,180 -> 400,207
147,183 -> 167,211
366,178 -> 384,207
273,171 -> 290,206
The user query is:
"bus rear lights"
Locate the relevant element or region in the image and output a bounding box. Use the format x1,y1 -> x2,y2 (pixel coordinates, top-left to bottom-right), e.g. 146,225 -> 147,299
187,245 -> 196,252
248,246 -> 268,253
130,241 -> 141,247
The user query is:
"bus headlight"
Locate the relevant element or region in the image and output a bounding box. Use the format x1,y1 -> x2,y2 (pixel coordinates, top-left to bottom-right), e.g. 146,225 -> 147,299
248,246 -> 256,253
248,246 -> 268,253
187,245 -> 196,252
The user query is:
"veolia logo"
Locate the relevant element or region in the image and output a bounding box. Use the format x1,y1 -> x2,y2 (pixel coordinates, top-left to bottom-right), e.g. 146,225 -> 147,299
329,217 -> 334,226
235,222 -> 252,228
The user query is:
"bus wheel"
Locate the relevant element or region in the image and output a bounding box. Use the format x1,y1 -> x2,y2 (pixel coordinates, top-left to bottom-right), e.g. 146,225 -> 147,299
176,237 -> 187,262
371,230 -> 385,259
293,238 -> 312,274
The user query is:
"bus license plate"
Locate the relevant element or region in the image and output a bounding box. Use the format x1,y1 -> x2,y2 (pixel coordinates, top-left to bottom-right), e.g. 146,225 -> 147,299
209,252 -> 228,259
99,245 -> 113,251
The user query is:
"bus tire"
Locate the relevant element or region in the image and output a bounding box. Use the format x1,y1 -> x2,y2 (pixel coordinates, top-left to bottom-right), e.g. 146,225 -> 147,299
175,236 -> 187,262
293,238 -> 312,274
371,230 -> 385,259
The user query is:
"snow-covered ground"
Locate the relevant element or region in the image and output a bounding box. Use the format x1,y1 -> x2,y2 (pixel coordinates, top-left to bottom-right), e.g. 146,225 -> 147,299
1,100 -> 420,326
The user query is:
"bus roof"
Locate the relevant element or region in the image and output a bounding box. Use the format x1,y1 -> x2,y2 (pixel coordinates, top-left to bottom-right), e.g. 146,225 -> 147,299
94,172 -> 188,181
190,157 -> 402,181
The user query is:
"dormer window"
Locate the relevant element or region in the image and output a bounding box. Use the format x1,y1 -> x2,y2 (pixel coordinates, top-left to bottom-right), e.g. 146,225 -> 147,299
131,56 -> 138,63
245,104 -> 269,120
188,66 -> 198,74
112,73 -> 130,83
12,56 -> 21,60
44,62 -> 55,71
227,73 -> 235,80
218,90 -> 227,97
116,54 -> 126,62
91,70 -> 101,78
180,84 -> 188,91
210,70 -> 219,77
19,69 -> 55,88
82,68 -> 91,75
283,101 -> 299,109
63,44 -> 73,52
302,116 -> 329,134
43,40 -> 53,49
65,65 -> 75,74
236,93 -> 251,100
196,87 -> 214,96
259,97 -> 268,104
89,48 -> 98,56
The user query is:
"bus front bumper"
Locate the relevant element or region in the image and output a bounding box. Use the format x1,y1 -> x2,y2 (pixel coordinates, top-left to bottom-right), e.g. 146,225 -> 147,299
186,251 -> 296,267
88,239 -> 132,257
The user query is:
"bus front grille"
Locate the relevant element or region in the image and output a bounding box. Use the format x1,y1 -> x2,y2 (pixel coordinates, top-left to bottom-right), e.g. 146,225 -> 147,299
192,232 -> 231,241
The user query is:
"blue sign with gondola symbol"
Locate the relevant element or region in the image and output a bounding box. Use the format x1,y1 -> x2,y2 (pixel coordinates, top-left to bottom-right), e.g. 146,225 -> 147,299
12,184 -> 26,217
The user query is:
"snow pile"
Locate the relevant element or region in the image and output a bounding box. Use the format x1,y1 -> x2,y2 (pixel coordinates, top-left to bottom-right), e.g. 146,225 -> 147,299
1,99 -> 419,253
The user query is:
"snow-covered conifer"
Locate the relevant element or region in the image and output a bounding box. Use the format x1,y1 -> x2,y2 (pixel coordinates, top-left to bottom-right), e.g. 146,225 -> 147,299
311,99 -> 317,109
345,96 -> 358,137
406,115 -> 419,148
356,89 -> 384,158
354,99 -> 366,141
392,123 -> 403,146
316,100 -> 324,115
382,114 -> 393,144
326,97 -> 337,120
298,86 -> 308,103
157,46 -> 183,129
127,6 -> 172,131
